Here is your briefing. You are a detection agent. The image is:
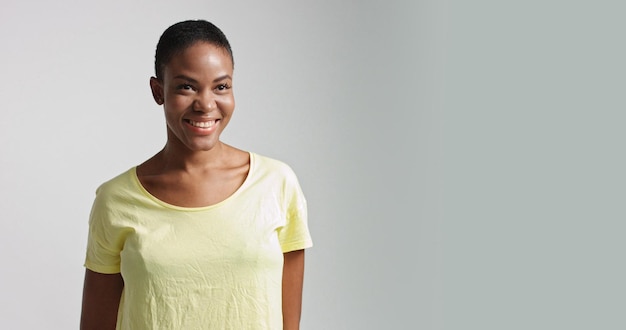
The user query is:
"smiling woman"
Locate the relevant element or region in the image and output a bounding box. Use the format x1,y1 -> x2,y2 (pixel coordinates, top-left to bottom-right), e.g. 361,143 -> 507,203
80,20 -> 312,330
151,42 -> 235,158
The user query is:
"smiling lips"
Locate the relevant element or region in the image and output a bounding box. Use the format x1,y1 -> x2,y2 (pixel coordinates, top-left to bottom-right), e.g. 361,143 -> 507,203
186,119 -> 218,128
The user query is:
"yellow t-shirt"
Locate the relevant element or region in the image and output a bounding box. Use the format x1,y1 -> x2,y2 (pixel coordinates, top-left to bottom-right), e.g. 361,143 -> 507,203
84,153 -> 312,329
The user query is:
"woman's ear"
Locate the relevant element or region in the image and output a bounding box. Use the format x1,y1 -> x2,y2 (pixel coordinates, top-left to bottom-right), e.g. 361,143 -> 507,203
149,77 -> 164,105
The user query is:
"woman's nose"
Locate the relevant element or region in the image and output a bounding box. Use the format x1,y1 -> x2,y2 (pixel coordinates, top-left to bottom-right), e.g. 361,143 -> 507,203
193,92 -> 216,112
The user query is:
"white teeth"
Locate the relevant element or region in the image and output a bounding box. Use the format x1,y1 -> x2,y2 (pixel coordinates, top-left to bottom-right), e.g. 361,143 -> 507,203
188,120 -> 216,128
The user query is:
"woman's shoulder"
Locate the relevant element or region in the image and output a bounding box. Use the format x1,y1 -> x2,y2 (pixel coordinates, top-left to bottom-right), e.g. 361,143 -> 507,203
248,152 -> 302,188
95,167 -> 137,196
251,152 -> 295,173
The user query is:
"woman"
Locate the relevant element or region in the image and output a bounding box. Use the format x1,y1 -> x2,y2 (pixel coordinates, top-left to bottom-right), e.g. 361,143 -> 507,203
80,20 -> 312,329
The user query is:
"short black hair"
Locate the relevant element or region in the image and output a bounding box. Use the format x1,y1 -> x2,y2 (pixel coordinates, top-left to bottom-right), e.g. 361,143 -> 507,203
154,20 -> 233,80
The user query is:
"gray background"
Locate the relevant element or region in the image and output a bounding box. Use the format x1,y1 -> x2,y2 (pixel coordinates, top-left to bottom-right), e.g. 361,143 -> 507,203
444,1 -> 625,329
0,0 -> 623,329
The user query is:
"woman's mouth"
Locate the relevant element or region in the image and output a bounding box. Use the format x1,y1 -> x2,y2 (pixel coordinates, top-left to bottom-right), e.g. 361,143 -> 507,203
186,119 -> 218,128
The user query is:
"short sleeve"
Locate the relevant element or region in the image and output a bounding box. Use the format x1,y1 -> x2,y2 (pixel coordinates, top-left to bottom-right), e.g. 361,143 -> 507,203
277,169 -> 313,253
83,186 -> 127,274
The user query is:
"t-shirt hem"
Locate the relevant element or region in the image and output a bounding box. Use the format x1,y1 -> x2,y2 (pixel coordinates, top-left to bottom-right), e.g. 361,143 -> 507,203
281,240 -> 313,253
84,261 -> 121,274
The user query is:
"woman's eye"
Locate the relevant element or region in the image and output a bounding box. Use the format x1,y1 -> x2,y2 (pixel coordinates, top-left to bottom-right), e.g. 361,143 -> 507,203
177,84 -> 194,90
216,84 -> 231,91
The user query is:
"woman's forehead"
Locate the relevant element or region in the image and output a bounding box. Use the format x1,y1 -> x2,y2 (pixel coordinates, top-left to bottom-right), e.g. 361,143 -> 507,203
164,43 -> 233,77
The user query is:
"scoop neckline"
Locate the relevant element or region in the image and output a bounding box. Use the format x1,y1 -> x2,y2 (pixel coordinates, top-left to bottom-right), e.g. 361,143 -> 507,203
131,152 -> 254,212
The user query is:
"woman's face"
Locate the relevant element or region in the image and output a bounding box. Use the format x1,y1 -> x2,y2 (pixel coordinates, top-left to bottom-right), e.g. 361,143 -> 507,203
150,42 -> 235,152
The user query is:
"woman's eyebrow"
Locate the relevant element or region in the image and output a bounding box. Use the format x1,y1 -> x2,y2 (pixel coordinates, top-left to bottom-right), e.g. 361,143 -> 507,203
172,74 -> 231,83
213,74 -> 232,83
173,75 -> 198,83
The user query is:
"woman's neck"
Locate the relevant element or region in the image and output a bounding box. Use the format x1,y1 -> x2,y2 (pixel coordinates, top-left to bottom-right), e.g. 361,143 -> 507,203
158,141 -> 229,173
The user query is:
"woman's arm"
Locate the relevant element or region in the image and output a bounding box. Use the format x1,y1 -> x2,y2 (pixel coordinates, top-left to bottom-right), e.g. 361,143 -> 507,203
80,269 -> 124,330
282,249 -> 305,330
